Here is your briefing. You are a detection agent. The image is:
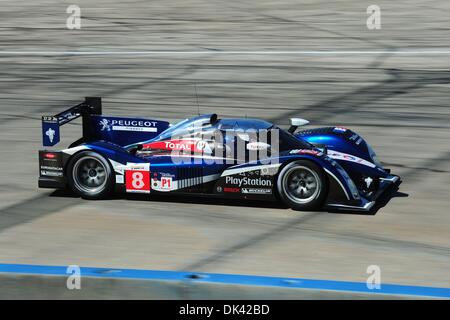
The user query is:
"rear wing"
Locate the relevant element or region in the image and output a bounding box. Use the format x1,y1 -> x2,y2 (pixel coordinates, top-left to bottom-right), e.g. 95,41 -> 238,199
42,97 -> 170,147
42,97 -> 102,147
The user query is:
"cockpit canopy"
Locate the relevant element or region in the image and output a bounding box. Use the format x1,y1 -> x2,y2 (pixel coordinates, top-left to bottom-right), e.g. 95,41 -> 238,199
128,114 -> 313,153
155,114 -> 274,141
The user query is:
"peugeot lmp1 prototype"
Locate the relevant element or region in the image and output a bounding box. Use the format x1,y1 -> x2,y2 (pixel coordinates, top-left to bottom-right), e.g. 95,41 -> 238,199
38,97 -> 400,212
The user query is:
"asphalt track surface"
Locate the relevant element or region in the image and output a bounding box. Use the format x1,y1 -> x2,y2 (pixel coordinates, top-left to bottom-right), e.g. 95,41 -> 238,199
0,0 -> 449,289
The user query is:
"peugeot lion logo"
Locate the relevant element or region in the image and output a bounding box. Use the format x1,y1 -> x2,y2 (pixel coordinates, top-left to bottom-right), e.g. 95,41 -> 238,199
99,119 -> 111,131
45,128 -> 56,143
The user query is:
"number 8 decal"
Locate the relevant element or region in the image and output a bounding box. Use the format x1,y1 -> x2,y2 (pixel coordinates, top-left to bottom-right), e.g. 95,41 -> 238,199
131,171 -> 145,189
125,164 -> 150,193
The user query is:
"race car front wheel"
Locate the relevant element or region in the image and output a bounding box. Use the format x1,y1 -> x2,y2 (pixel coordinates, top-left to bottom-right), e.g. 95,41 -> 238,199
277,160 -> 328,211
67,151 -> 114,199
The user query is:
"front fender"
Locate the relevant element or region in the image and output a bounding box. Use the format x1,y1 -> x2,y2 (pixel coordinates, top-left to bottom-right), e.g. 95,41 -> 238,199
277,153 -> 360,202
295,127 -> 385,171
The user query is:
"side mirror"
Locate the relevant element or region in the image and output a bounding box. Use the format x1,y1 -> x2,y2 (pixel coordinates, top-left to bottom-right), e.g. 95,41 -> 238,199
314,144 -> 328,155
288,118 -> 309,133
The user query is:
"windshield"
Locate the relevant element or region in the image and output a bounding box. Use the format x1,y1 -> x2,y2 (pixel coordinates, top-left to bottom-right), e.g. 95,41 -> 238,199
273,126 -> 314,151
156,115 -> 216,141
156,118 -> 190,140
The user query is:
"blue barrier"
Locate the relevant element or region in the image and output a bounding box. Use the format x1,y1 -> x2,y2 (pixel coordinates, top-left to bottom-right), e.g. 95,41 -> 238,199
0,263 -> 449,298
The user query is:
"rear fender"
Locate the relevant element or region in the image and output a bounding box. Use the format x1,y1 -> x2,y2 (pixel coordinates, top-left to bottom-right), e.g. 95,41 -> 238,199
60,141 -> 148,188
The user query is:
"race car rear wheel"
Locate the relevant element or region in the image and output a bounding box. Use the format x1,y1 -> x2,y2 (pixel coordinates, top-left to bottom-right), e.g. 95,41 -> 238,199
277,160 -> 328,211
67,151 -> 114,199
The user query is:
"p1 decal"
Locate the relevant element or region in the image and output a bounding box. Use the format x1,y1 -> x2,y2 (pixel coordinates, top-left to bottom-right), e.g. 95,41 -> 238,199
151,174 -> 178,192
161,177 -> 172,190
125,163 -> 151,193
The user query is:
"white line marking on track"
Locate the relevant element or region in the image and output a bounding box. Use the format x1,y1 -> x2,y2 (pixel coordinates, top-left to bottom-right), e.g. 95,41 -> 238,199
2,50 -> 450,56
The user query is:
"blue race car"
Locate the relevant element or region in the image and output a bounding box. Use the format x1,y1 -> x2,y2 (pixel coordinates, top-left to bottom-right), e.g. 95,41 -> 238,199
38,97 -> 400,212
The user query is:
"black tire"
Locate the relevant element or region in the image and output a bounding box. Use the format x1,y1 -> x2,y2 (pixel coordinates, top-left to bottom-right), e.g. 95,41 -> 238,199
277,160 -> 328,211
67,151 -> 114,199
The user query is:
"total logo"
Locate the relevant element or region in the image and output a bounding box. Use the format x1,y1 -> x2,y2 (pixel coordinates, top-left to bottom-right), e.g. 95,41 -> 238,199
99,118 -> 158,132
164,141 -> 194,150
225,176 -> 272,187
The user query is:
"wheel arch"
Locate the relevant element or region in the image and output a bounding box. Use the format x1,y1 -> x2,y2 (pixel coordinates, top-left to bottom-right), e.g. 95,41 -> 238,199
65,147 -> 117,199
275,154 -> 355,202
62,146 -> 115,183
61,144 -> 120,177
273,156 -> 329,199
